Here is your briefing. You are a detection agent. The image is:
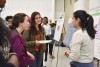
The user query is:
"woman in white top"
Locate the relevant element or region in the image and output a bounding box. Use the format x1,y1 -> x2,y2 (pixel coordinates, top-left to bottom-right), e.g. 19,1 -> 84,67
64,10 -> 96,67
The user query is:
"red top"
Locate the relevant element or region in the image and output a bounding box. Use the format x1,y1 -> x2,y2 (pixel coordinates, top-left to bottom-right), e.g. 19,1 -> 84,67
35,32 -> 41,52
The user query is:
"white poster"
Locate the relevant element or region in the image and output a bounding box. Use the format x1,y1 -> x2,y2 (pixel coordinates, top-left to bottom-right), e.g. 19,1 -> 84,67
54,19 -> 64,42
95,18 -> 100,39
94,39 -> 100,60
93,16 -> 100,60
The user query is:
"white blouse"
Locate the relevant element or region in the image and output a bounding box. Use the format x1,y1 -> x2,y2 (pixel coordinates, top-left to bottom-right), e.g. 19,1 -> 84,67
69,29 -> 94,63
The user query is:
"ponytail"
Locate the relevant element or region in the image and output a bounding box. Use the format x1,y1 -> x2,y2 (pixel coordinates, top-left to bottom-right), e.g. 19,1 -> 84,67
85,15 -> 96,39
73,10 -> 96,39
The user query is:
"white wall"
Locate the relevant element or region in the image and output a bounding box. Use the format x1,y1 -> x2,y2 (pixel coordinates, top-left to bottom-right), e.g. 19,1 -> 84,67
74,0 -> 89,12
1,0 -> 52,19
89,0 -> 100,60
55,0 -> 64,19
1,0 -> 64,20
89,0 -> 100,14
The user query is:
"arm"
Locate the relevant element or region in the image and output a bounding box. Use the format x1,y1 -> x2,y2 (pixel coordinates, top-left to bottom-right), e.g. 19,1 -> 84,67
41,30 -> 46,52
49,25 -> 51,35
10,35 -> 33,65
0,52 -> 14,67
68,33 -> 82,61
23,30 -> 36,47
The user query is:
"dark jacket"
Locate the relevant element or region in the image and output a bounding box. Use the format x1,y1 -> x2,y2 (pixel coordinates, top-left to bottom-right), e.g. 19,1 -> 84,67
23,30 -> 46,59
9,29 -> 33,67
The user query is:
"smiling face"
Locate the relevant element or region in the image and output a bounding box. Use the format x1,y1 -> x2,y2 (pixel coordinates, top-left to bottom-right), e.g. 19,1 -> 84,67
35,14 -> 41,25
0,0 -> 6,8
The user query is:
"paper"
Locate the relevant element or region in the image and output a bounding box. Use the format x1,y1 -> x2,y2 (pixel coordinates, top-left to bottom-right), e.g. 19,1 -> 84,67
54,19 -> 64,41
95,18 -> 100,39
38,40 -> 52,44
93,16 -> 100,39
94,39 -> 100,60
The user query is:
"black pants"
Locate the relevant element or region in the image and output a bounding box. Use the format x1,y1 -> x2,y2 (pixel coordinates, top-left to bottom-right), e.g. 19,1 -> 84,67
70,61 -> 94,67
45,36 -> 53,61
49,43 -> 53,55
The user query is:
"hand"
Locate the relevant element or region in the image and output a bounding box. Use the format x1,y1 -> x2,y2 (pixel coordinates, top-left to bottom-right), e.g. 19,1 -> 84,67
36,40 -> 39,46
64,50 -> 71,56
27,51 -> 35,60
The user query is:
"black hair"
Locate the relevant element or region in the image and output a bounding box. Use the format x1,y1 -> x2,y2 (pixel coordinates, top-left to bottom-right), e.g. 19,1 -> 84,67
51,23 -> 56,27
10,13 -> 27,30
73,10 -> 96,39
43,17 -> 48,24
0,17 -> 10,46
30,11 -> 43,35
5,16 -> 13,21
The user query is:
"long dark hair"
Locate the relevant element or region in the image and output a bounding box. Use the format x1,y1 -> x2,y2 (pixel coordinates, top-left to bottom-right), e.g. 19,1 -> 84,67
30,11 -> 43,35
10,13 -> 27,30
0,18 -> 9,46
73,10 -> 96,39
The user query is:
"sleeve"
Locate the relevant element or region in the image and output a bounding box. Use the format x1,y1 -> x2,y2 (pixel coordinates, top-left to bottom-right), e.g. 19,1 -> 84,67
51,27 -> 55,36
49,25 -> 51,35
23,30 -> 36,47
11,36 -> 33,65
69,32 -> 82,61
41,30 -> 46,53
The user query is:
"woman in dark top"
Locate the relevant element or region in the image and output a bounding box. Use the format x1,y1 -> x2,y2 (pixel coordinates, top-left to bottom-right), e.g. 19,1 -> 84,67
0,18 -> 14,67
9,13 -> 34,67
0,0 -> 19,67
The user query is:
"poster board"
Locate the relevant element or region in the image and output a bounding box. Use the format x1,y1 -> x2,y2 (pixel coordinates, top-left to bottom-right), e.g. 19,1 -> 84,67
94,39 -> 100,60
93,16 -> 100,60
53,19 -> 64,42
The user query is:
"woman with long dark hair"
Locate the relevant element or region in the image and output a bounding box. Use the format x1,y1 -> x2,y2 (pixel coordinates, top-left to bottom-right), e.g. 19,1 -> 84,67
0,0 -> 19,67
0,17 -> 16,67
64,10 -> 96,67
23,12 -> 46,67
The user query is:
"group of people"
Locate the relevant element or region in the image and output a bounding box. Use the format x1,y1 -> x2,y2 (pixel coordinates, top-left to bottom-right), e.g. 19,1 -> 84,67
0,1 -> 55,67
0,0 -> 96,67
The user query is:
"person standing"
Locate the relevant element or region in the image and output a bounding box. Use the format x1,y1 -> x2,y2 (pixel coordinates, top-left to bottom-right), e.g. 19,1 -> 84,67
42,17 -> 51,61
5,16 -> 13,29
64,10 -> 96,67
49,23 -> 56,58
23,11 -> 46,67
9,13 -> 34,67
0,0 -> 19,67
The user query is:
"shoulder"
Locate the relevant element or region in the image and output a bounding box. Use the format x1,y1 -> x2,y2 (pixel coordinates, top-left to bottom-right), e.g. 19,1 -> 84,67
72,29 -> 84,40
9,34 -> 21,41
23,30 -> 30,34
9,31 -> 21,41
74,29 -> 83,35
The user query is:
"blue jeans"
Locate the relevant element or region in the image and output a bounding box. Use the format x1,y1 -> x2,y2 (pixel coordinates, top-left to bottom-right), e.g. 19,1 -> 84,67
70,61 -> 94,67
29,52 -> 42,67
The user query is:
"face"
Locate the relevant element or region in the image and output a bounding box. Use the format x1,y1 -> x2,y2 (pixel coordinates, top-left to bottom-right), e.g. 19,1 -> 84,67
8,19 -> 12,28
72,17 -> 80,29
35,14 -> 41,25
21,16 -> 30,30
43,18 -> 47,24
0,0 -> 6,8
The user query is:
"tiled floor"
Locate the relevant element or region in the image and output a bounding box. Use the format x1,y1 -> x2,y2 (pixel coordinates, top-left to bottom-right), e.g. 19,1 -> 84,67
43,46 -> 100,67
